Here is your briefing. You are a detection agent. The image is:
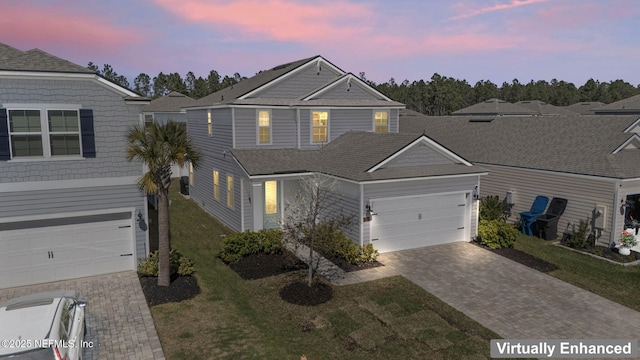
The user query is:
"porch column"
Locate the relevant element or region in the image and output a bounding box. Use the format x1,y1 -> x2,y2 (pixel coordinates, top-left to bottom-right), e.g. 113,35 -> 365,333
252,182 -> 263,231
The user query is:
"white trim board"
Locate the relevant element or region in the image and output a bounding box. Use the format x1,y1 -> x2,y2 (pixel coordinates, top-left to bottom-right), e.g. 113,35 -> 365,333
0,176 -> 141,193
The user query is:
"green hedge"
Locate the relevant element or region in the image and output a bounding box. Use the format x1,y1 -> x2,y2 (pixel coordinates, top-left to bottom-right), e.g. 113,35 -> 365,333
138,249 -> 195,276
477,219 -> 518,249
219,229 -> 283,263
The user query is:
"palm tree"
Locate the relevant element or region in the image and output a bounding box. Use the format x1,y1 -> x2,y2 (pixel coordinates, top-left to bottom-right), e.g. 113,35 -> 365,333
127,121 -> 201,286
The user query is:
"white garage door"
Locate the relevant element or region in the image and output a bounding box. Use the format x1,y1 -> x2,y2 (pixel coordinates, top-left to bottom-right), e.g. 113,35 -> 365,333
370,192 -> 468,253
0,214 -> 135,289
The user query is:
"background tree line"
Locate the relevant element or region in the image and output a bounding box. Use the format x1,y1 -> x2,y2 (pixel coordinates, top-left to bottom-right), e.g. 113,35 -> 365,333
89,62 -> 640,115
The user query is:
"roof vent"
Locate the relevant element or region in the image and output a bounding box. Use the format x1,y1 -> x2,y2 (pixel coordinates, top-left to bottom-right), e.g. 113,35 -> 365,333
469,118 -> 494,123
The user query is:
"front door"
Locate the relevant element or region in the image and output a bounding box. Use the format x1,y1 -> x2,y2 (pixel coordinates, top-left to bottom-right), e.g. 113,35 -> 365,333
263,180 -> 280,229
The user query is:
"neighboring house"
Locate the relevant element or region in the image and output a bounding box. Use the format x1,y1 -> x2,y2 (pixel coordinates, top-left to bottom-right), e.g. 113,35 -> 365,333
565,101 -> 604,115
0,43 -> 150,289
452,98 -> 538,116
593,94 -> 640,115
142,91 -> 195,178
514,100 -> 578,115
185,56 -> 486,253
400,109 -> 640,248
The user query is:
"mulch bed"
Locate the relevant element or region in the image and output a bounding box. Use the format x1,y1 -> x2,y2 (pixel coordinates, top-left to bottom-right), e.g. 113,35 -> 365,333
313,248 -> 384,272
228,249 -> 308,280
279,281 -> 334,306
138,274 -> 201,307
474,243 -> 558,273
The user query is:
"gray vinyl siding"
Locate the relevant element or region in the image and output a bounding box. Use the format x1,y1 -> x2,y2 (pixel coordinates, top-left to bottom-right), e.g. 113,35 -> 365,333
479,164 -> 616,245
251,65 -> 341,99
0,77 -> 143,183
329,109 -> 376,139
324,179 -> 360,242
152,112 -> 186,124
242,178 -> 253,231
312,81 -> 382,100
0,184 -> 147,258
187,107 -> 243,232
382,143 -> 455,168
390,109 -> 399,133
234,108 -> 297,148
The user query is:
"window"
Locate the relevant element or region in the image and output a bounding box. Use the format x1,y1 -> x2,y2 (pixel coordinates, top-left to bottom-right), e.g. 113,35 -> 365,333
258,110 -> 271,144
374,111 -> 389,133
213,170 -> 219,200
227,175 -> 234,208
189,163 -> 194,186
265,180 -> 278,214
312,111 -> 328,143
207,110 -> 212,136
8,108 -> 81,158
144,114 -> 154,128
9,110 -> 43,157
48,110 -> 81,155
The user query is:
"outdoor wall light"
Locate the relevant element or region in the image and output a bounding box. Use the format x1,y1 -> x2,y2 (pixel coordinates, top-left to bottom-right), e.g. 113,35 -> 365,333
364,202 -> 376,222
137,210 -> 148,231
472,186 -> 480,200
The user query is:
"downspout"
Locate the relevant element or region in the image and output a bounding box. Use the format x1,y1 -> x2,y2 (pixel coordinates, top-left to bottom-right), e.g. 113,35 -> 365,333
359,183 -> 364,247
296,108 -> 300,149
611,181 -> 622,247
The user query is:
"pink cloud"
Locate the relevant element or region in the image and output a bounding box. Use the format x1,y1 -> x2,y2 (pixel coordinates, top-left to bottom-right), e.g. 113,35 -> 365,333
152,0 -> 372,43
0,3 -> 145,54
448,0 -> 550,21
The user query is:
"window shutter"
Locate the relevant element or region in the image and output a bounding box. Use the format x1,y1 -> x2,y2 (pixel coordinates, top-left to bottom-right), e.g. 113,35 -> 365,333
0,109 -> 9,160
79,109 -> 96,158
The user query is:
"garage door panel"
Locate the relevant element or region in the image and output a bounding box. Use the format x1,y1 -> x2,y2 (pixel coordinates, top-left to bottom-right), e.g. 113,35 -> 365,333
370,193 -> 469,253
0,217 -> 135,289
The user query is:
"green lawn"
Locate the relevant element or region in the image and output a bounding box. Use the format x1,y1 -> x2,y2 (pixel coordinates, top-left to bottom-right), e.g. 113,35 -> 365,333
514,235 -> 640,311
148,183 -> 504,359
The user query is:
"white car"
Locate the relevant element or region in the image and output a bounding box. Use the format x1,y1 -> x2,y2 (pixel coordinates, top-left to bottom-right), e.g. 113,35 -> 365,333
0,290 -> 87,360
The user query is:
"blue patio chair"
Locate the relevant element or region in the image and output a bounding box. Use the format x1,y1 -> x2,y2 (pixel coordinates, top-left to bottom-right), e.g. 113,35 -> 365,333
519,196 -> 549,236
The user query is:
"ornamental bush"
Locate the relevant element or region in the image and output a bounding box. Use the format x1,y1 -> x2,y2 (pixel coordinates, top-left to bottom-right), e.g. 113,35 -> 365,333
477,219 -> 518,249
137,249 -> 195,276
479,195 -> 507,221
219,229 -> 283,263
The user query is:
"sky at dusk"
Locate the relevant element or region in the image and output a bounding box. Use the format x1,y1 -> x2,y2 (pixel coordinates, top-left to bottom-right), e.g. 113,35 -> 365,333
3,0 -> 639,87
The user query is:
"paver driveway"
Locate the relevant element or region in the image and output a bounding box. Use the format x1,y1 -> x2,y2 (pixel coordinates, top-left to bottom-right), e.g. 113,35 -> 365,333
0,271 -> 164,360
337,242 -> 640,340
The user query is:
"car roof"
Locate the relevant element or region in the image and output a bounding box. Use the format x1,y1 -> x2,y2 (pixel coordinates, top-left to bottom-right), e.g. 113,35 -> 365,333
0,291 -> 80,355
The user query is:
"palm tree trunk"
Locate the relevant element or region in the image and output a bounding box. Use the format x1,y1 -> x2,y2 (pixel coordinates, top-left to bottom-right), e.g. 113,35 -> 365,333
157,187 -> 171,286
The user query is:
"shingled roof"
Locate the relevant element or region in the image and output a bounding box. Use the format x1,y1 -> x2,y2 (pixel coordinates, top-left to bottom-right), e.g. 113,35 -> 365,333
399,109 -> 640,178
232,131 -> 483,181
514,100 -> 578,115
0,43 -> 93,73
565,101 -> 604,115
452,98 -> 538,116
594,94 -> 640,114
144,92 -> 196,112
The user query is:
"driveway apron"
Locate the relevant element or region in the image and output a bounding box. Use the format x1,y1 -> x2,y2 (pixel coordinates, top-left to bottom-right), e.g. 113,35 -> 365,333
0,271 -> 165,360
373,242 -> 640,340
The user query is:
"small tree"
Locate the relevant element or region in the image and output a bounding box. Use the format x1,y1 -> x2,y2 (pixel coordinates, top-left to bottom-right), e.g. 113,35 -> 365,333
127,121 -> 201,286
282,173 -> 348,287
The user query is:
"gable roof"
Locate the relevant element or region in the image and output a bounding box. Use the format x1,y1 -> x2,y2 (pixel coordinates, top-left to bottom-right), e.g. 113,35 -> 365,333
188,56 -> 403,108
190,56 -> 324,107
514,100 -> 578,115
564,101 -> 604,115
593,94 -> 640,114
452,98 -> 538,116
0,46 -> 93,74
144,91 -> 195,112
302,73 -> 393,101
232,132 -> 483,182
399,109 -> 640,178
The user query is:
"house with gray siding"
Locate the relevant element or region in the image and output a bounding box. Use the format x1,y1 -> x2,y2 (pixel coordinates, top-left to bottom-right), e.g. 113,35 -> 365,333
0,42 -> 150,289
400,109 -> 640,251
186,56 -> 486,253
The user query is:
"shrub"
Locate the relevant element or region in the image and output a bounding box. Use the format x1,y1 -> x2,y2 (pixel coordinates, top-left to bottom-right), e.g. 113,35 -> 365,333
479,195 -> 507,221
137,249 -> 195,276
219,229 -> 283,263
477,219 -> 518,249
312,225 -> 378,265
360,243 -> 379,263
565,219 -> 590,249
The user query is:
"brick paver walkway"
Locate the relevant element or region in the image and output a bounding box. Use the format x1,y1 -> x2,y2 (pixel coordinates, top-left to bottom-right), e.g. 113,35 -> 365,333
332,242 -> 640,341
0,271 -> 164,360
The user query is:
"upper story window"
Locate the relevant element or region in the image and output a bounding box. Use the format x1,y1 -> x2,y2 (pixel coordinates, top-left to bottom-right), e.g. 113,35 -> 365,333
213,170 -> 220,200
258,110 -> 271,144
312,111 -> 328,143
8,108 -> 82,158
144,114 -> 154,128
207,110 -> 212,136
227,175 -> 234,208
374,111 -> 389,133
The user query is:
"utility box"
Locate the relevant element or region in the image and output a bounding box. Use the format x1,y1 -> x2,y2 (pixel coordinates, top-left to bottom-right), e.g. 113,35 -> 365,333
594,205 -> 606,229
